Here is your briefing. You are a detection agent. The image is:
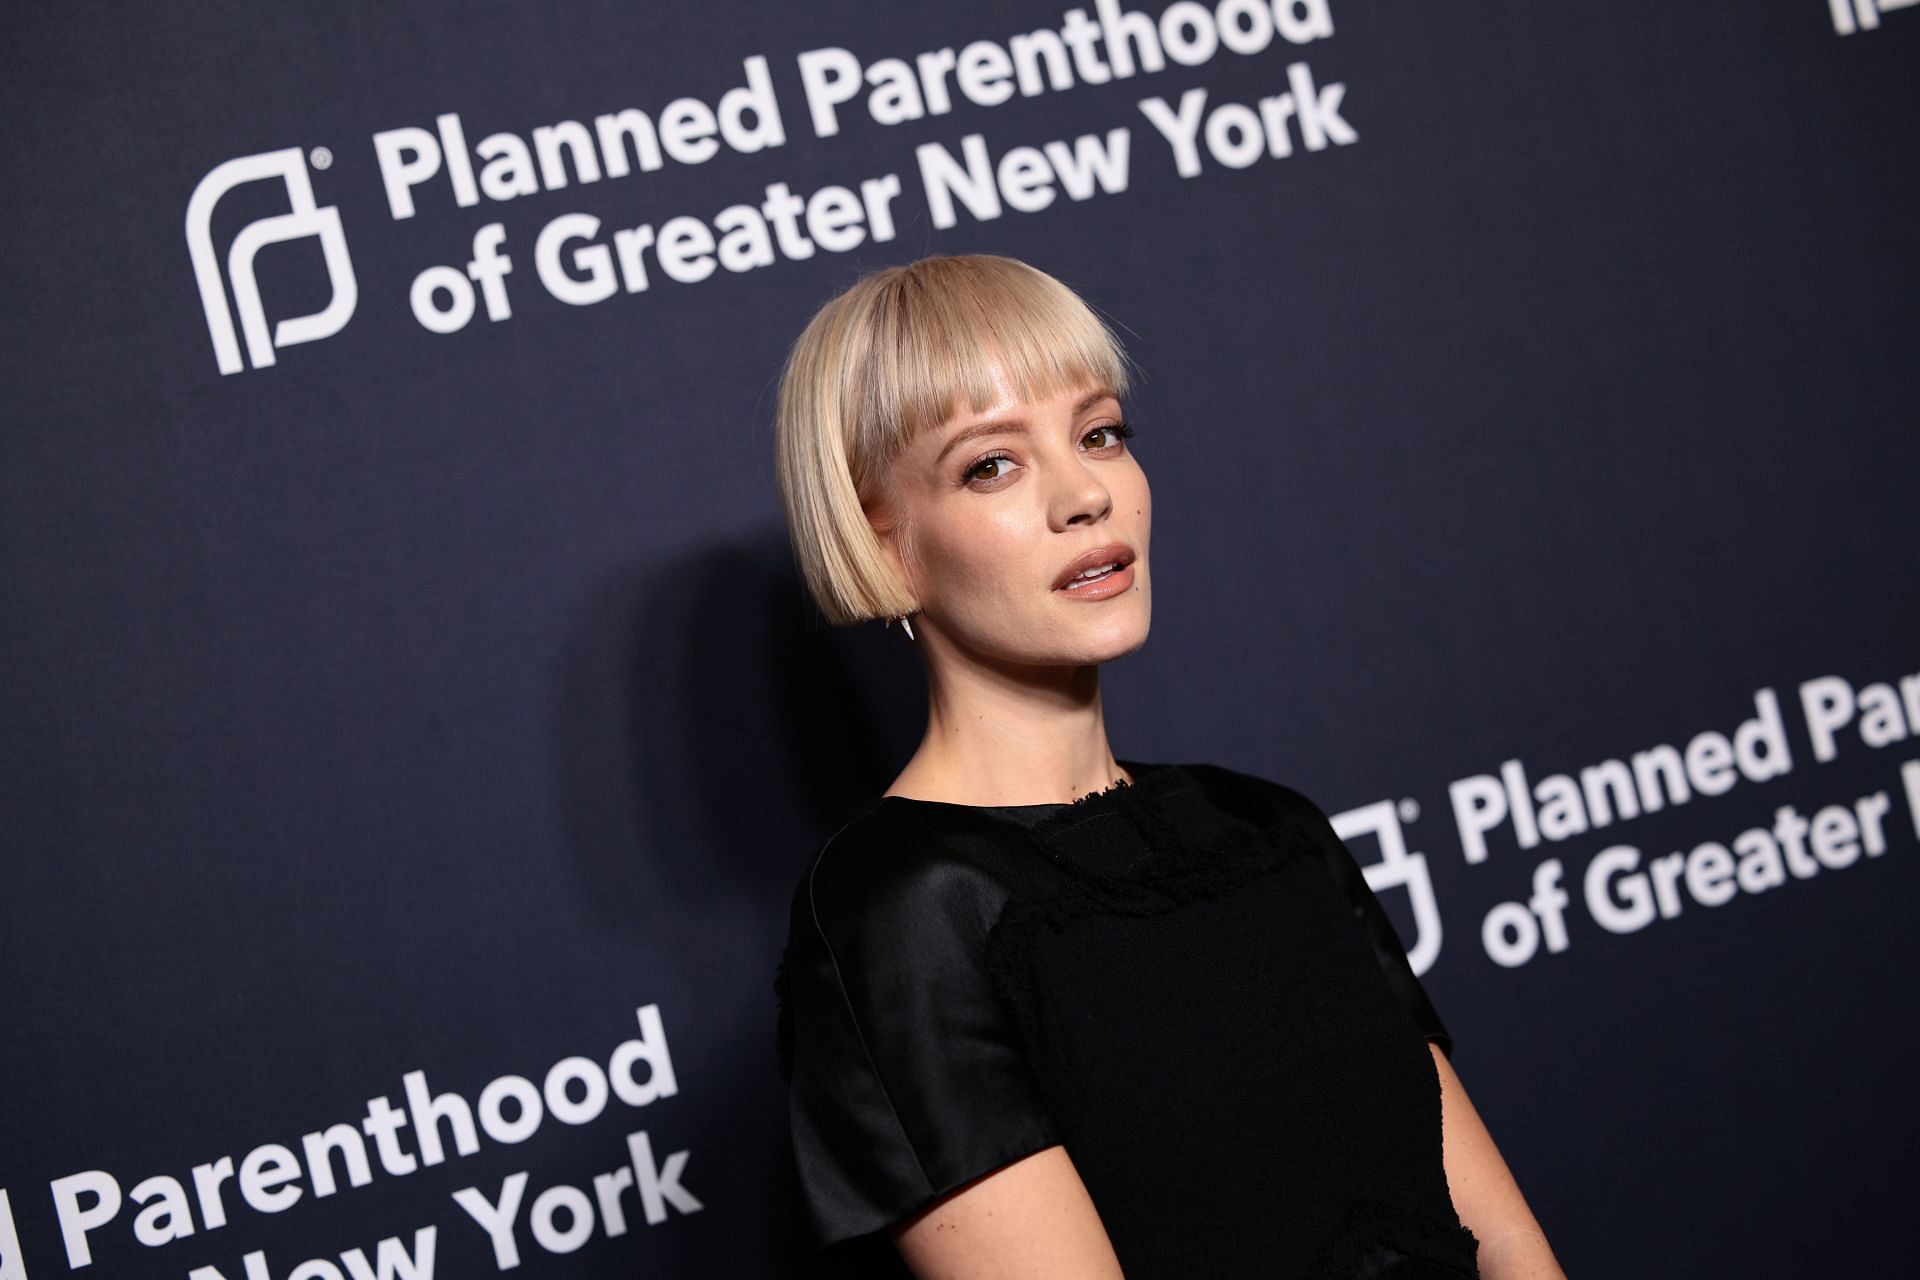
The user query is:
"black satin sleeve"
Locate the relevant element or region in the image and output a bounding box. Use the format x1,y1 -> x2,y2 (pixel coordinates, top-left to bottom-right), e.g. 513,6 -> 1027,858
775,809 -> 1061,1252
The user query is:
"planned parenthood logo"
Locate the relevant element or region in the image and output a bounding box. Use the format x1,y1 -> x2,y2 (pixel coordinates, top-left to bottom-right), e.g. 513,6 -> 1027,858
185,148 -> 357,375
1828,0 -> 1918,33
1330,798 -> 1445,976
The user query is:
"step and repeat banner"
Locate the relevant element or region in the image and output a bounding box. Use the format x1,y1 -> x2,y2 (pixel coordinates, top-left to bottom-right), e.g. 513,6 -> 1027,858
3,1 -> 1914,1275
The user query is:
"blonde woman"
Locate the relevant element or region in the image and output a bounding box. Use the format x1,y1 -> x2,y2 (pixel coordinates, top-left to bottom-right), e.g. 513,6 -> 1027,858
771,255 -> 1562,1279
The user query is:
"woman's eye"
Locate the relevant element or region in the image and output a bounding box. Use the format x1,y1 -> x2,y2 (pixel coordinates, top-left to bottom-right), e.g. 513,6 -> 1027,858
965,453 -> 1014,484
1084,420 -> 1135,449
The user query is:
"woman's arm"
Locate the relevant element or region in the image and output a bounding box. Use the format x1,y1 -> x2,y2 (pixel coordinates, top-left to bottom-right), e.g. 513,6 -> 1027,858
1429,1042 -> 1567,1278
889,1144 -> 1126,1279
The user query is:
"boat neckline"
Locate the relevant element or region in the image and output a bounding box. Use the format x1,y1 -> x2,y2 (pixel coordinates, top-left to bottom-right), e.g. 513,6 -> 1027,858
875,759 -> 1180,811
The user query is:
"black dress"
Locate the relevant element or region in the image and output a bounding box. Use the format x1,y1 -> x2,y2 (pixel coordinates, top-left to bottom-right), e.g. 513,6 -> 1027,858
774,759 -> 1481,1278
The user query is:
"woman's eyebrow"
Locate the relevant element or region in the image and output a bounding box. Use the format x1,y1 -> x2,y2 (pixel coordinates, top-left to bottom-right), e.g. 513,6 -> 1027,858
932,388 -> 1118,466
935,419 -> 1028,466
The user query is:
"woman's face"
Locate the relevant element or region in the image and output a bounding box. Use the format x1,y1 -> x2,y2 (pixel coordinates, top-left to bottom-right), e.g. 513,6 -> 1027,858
872,364 -> 1151,668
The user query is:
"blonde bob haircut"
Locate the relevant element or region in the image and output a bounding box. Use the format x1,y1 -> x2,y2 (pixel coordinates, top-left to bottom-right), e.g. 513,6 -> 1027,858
774,254 -> 1134,626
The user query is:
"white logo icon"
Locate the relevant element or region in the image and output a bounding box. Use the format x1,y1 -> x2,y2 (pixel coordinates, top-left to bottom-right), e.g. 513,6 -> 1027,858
1829,0 -> 1917,34
1330,799 -> 1444,976
185,148 -> 357,375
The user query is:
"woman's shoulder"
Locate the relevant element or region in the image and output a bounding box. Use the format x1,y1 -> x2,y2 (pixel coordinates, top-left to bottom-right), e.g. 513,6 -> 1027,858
1174,759 -> 1335,827
785,797 -> 1029,957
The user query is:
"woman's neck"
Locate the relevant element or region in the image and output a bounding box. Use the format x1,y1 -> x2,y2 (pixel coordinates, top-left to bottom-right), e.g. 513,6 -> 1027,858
885,657 -> 1128,806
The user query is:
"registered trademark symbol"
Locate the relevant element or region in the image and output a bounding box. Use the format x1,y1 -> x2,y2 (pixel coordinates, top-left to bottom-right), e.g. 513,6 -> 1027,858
1398,798 -> 1420,823
310,146 -> 333,170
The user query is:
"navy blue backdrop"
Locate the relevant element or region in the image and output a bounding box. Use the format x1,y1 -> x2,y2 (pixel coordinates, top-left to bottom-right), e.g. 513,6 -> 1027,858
3,1 -> 1916,1275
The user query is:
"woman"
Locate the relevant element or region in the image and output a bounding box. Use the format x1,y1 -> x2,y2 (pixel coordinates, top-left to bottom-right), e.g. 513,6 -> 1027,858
771,254 -> 1564,1278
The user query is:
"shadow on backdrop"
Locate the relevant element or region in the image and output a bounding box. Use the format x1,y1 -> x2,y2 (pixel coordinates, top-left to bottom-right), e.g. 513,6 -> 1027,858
547,523 -> 924,1273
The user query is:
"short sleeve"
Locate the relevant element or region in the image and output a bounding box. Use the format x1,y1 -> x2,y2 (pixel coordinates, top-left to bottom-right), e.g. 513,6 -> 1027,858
775,819 -> 1062,1253
1283,785 -> 1455,1059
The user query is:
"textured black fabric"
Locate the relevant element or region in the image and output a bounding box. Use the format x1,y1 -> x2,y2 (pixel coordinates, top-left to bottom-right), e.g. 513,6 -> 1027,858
775,760 -> 1478,1278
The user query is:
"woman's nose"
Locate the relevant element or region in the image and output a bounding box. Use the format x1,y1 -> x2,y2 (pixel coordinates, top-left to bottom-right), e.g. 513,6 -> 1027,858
1051,454 -> 1113,529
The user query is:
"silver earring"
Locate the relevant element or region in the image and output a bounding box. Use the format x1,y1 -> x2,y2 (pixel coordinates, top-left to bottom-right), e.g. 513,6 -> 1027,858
886,613 -> 916,640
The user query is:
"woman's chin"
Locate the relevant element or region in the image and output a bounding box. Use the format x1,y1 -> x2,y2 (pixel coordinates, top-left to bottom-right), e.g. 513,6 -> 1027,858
1059,612 -> 1152,666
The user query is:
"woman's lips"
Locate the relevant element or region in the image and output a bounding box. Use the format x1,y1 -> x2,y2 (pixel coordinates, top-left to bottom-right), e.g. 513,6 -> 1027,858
1054,561 -> 1135,600
1052,542 -> 1136,590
